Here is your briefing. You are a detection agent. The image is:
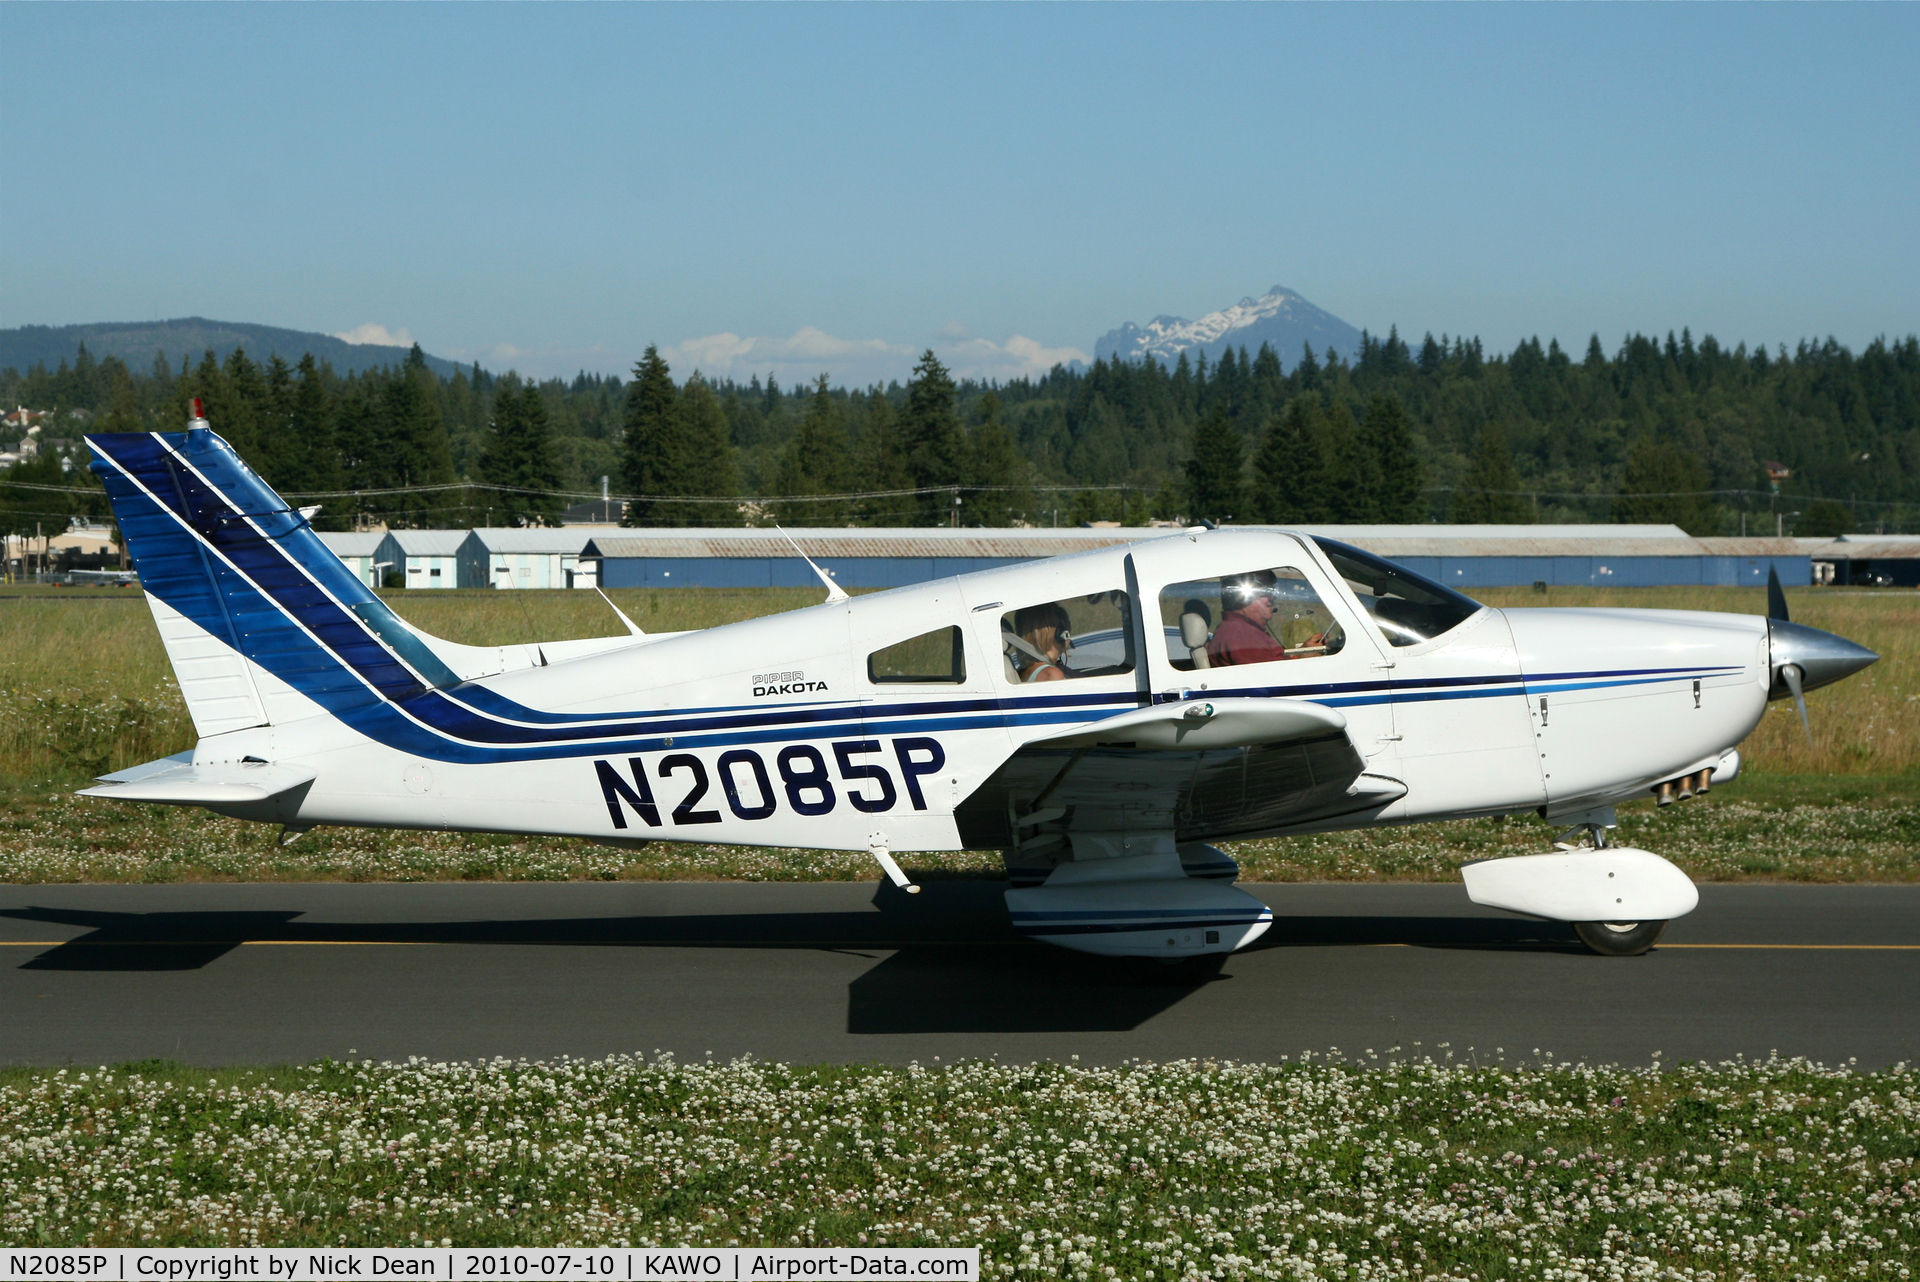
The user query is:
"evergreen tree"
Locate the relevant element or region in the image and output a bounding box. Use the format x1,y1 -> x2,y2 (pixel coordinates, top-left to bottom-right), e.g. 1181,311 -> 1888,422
479,379 -> 564,526
1797,499 -> 1852,538
176,351 -> 248,449
619,346 -> 679,527
257,355 -> 296,488
285,354 -> 342,522
1184,405 -> 1243,523
773,375 -> 855,526
1067,394 -> 1130,484
1613,439 -> 1718,534
854,394 -> 914,525
1453,421 -> 1533,523
964,390 -> 1028,526
220,347 -> 267,461
1326,402 -> 1379,522
653,375 -> 738,527
96,371 -> 144,433
1250,398 -> 1333,524
897,350 -> 966,523
354,346 -> 459,525
1295,343 -> 1321,391
1365,394 -> 1424,521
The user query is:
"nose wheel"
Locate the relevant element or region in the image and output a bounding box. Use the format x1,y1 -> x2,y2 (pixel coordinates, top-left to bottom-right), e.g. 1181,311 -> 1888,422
1574,919 -> 1668,956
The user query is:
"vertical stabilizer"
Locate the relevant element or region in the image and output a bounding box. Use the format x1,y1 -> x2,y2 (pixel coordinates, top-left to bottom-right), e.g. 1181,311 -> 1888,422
88,425 -> 465,737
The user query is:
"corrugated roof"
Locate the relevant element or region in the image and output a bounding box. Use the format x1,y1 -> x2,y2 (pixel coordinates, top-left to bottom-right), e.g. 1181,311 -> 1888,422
382,529 -> 467,556
1803,536 -> 1920,559
314,532 -> 384,556
583,530 -> 1139,559
1300,523 -> 1690,541
466,527 -> 599,554
1693,538 -> 1804,556
1328,536 -> 1709,557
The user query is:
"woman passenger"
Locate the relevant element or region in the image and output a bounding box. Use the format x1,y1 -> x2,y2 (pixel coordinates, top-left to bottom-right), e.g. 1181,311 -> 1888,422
1011,602 -> 1072,682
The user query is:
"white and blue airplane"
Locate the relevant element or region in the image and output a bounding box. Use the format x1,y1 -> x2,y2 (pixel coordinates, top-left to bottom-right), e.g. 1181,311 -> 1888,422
79,411 -> 1878,959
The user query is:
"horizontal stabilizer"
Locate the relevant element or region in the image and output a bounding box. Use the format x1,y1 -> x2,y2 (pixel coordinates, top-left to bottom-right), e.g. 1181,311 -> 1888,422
1461,847 -> 1698,923
1030,696 -> 1346,751
79,758 -> 316,806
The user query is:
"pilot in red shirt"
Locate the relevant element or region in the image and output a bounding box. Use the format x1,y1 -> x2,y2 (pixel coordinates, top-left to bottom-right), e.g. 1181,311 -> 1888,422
1205,578 -> 1289,666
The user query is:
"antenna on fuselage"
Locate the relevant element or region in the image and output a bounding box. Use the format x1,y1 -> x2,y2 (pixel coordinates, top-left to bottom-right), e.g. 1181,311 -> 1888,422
775,526 -> 849,604
593,586 -> 645,637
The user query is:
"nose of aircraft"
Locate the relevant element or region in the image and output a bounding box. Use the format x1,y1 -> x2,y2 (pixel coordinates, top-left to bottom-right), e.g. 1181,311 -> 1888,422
1767,618 -> 1879,699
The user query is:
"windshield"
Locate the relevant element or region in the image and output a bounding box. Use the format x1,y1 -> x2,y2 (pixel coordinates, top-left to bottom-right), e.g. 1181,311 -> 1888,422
1312,537 -> 1482,648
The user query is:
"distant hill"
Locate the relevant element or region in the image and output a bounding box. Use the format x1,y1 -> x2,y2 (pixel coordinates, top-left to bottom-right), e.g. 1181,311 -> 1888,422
1095,285 -> 1364,370
0,318 -> 466,380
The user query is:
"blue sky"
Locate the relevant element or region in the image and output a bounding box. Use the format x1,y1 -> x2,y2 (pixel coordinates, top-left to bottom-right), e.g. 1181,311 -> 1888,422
4,4 -> 1915,385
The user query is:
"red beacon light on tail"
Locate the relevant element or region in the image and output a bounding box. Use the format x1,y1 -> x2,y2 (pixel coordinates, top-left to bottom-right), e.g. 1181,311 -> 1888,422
188,398 -> 209,428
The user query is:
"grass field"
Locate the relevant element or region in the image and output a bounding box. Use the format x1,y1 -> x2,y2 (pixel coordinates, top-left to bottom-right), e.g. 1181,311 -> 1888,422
1,1053 -> 1913,1279
1,584 -> 1913,885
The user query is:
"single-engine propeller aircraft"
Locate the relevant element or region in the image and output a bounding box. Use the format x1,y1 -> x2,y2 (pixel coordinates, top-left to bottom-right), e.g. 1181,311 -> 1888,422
80,411 -> 1879,958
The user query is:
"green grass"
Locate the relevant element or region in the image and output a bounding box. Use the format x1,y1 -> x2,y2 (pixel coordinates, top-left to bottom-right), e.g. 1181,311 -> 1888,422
0,1053 -> 1913,1279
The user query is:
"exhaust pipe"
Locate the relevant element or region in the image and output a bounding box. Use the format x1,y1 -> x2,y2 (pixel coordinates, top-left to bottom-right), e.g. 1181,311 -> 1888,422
1653,769 -> 1717,806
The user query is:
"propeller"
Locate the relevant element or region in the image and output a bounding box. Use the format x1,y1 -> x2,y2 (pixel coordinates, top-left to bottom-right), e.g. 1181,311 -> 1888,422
1767,565 -> 1790,623
1762,568 -> 1879,753
1766,568 -> 1815,748
1780,661 -> 1813,747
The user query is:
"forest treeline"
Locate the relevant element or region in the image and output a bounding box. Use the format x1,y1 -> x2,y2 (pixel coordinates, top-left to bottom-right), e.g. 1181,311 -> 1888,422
4,326 -> 1917,536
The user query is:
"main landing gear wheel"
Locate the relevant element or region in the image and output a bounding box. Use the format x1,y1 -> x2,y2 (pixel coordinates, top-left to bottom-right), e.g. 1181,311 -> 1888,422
1574,920 -> 1668,957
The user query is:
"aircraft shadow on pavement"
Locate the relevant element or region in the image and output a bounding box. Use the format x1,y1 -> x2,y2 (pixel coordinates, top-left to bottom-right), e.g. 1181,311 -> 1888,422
2,889 -> 1584,1032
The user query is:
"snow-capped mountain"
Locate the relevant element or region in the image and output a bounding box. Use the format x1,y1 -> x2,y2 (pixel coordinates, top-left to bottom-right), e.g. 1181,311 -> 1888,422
1094,285 -> 1364,370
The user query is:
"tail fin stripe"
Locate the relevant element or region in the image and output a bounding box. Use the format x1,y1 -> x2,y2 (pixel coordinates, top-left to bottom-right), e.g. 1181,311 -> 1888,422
92,435 -> 420,710
154,437 -> 467,692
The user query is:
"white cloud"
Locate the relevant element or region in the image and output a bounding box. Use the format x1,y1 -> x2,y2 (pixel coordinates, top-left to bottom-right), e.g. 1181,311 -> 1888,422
332,323 -> 416,348
660,326 -> 1088,388
436,339 -> 621,379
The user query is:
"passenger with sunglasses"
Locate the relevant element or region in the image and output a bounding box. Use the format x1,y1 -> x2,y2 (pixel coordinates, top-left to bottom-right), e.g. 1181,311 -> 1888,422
1008,601 -> 1071,682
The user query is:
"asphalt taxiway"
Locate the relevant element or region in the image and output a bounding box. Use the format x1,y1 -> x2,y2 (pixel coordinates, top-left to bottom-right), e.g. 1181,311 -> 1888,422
2,881 -> 1915,1067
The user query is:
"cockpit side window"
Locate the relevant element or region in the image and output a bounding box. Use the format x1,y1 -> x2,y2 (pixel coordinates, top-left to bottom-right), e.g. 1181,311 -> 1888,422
1312,537 -> 1482,648
999,590 -> 1135,684
868,626 -> 967,684
1159,567 -> 1345,672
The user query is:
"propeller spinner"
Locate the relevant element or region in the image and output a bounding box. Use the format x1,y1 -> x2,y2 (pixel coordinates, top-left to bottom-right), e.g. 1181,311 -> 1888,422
1765,567 -> 1879,746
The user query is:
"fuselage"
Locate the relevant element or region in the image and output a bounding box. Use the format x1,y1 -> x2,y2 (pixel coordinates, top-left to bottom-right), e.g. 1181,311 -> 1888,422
183,529 -> 1771,851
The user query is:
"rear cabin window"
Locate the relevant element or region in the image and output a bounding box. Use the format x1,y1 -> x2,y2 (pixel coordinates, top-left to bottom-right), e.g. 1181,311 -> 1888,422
1159,567 -> 1345,672
868,626 -> 967,684
1312,537 -> 1482,648
999,590 -> 1135,684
